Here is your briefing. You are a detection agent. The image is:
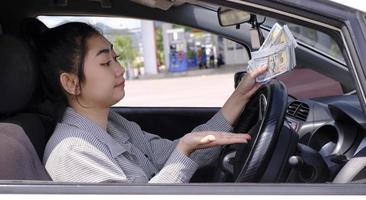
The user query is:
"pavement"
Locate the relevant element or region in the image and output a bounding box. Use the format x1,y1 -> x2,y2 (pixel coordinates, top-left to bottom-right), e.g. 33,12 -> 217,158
115,64 -> 245,107
132,64 -> 245,80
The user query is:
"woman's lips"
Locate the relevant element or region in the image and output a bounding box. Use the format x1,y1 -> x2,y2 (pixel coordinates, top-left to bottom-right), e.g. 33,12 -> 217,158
115,80 -> 125,87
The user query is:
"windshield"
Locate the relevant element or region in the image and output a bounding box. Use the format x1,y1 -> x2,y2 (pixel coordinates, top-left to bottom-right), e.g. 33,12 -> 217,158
257,17 -> 347,99
262,17 -> 345,64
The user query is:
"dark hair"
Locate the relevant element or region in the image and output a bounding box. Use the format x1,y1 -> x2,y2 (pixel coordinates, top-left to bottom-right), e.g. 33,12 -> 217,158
38,22 -> 101,121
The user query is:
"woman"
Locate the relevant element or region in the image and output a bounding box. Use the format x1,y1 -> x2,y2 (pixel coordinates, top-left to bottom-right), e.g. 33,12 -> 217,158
40,22 -> 267,183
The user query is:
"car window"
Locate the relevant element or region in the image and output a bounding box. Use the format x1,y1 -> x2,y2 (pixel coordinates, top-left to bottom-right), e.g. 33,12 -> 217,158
38,16 -> 249,107
263,17 -> 345,63
38,14 -> 346,103
260,17 -> 345,99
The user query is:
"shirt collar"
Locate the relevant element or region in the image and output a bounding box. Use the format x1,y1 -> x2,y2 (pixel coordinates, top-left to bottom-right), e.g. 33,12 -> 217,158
62,107 -> 129,157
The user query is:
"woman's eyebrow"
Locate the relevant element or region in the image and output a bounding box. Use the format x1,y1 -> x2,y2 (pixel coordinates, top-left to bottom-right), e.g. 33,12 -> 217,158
95,44 -> 113,57
96,48 -> 110,57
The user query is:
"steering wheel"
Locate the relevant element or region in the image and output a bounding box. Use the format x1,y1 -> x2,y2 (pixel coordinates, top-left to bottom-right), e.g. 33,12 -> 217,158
216,80 -> 288,182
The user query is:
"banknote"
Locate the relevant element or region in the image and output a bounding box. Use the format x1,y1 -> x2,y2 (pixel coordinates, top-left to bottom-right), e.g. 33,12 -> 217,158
247,23 -> 298,82
259,23 -> 283,51
248,44 -> 291,82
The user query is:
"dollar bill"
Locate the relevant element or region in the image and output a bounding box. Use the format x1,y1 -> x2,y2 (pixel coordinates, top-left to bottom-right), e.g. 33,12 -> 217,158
259,23 -> 283,51
247,23 -> 298,82
283,25 -> 298,69
248,43 -> 291,82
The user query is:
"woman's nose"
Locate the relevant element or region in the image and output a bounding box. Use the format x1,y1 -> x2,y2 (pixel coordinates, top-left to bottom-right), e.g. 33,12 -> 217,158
115,63 -> 125,77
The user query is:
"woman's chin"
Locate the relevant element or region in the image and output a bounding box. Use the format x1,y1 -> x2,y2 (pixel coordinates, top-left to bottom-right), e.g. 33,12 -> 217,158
112,91 -> 125,104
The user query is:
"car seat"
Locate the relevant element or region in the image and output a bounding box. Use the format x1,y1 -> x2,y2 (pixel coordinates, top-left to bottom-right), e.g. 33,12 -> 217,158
0,34 -> 51,180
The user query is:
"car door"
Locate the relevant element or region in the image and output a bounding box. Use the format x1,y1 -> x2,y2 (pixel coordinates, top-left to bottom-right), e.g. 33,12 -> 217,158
2,0 -> 366,196
112,107 -> 219,141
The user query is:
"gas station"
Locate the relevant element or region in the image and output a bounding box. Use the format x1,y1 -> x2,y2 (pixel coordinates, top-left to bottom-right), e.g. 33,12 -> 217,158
140,21 -> 248,75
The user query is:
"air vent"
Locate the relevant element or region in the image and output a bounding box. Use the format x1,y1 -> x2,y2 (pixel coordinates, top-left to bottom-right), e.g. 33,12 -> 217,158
287,101 -> 309,121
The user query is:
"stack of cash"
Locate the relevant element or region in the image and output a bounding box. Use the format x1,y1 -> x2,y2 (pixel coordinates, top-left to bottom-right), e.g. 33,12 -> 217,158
247,23 -> 298,83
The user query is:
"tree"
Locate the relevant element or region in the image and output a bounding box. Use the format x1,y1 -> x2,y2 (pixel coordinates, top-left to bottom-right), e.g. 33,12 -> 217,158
113,35 -> 137,79
155,24 -> 165,67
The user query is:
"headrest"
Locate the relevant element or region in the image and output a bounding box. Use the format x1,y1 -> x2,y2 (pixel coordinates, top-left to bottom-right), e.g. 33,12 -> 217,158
21,18 -> 48,50
0,35 -> 37,114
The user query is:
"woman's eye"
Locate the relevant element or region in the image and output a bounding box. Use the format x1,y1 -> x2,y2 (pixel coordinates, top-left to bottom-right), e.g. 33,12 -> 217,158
101,60 -> 111,66
101,55 -> 120,66
114,55 -> 120,61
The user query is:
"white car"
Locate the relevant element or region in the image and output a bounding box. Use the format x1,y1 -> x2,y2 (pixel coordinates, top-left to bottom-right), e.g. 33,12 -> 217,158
0,0 -> 365,197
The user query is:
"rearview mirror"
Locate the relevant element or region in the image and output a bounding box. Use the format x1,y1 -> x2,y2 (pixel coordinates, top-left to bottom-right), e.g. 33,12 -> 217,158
218,7 -> 252,27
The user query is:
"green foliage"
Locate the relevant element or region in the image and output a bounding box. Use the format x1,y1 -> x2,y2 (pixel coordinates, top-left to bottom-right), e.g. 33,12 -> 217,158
186,50 -> 196,59
113,35 -> 137,65
155,25 -> 165,66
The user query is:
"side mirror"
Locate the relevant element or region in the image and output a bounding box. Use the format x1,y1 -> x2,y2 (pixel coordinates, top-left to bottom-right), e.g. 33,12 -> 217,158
218,7 -> 252,27
234,71 -> 247,88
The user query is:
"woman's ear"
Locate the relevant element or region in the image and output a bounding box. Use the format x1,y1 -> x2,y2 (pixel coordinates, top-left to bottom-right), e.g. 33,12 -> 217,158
59,73 -> 81,95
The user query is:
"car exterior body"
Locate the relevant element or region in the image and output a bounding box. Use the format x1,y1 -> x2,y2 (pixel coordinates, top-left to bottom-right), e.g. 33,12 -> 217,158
0,0 -> 366,196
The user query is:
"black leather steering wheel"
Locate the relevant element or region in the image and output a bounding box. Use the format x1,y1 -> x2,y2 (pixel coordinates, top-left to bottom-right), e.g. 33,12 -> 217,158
216,80 -> 288,182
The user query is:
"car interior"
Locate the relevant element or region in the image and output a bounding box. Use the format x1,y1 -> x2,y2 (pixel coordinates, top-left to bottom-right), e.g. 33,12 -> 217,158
0,0 -> 366,185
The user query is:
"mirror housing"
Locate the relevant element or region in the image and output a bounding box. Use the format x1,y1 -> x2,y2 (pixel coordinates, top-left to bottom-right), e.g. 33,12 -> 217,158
218,7 -> 252,27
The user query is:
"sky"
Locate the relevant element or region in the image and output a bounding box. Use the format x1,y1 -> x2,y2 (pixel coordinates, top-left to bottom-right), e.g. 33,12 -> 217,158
330,0 -> 366,12
38,16 -> 142,30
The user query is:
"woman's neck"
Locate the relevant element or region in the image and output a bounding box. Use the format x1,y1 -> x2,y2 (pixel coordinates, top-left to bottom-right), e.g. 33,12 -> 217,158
72,105 -> 110,131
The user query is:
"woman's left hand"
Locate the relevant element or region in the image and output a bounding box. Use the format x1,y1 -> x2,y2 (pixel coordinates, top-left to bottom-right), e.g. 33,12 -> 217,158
220,65 -> 267,126
235,65 -> 268,105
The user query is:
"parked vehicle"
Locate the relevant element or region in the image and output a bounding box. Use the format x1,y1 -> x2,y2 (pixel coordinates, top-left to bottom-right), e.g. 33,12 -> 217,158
0,0 -> 366,196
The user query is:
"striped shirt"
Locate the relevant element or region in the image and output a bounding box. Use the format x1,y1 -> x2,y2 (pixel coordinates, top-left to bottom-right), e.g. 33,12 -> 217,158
43,107 -> 233,183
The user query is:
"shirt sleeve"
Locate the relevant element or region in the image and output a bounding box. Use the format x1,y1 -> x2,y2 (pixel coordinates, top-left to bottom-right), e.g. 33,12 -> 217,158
46,137 -> 198,183
149,149 -> 198,183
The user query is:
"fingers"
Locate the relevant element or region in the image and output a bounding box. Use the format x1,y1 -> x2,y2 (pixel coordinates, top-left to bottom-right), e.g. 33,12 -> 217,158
245,83 -> 262,97
239,65 -> 267,89
213,132 -> 251,141
222,133 -> 251,144
238,65 -> 266,98
197,132 -> 251,148
200,135 -> 216,144
250,65 -> 268,78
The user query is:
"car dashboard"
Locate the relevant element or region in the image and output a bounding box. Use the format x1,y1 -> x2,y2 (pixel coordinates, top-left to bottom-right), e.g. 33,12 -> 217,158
285,94 -> 366,181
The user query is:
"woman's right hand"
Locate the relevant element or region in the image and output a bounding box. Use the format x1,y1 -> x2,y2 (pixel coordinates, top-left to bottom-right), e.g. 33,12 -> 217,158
176,131 -> 251,156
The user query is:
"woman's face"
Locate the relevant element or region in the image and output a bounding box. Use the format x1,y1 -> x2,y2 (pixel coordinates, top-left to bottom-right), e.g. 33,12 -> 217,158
78,34 -> 125,108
